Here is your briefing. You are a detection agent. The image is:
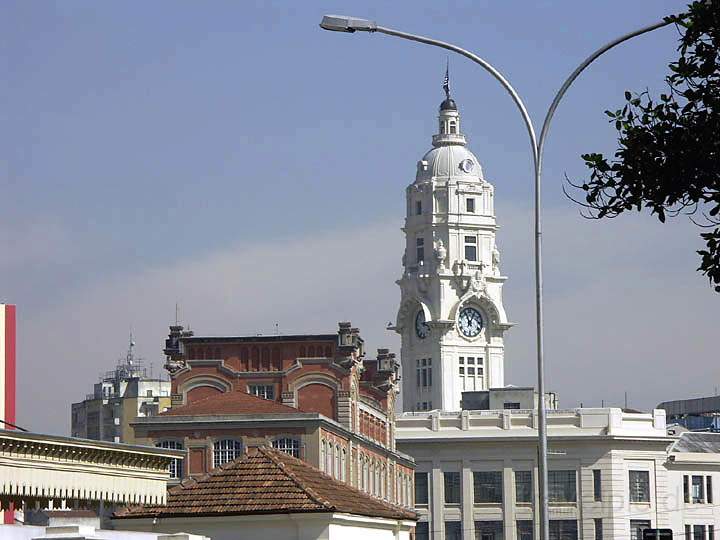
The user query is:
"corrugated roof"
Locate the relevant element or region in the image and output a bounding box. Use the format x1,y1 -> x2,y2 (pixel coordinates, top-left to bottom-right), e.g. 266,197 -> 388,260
161,391 -> 305,416
671,432 -> 720,453
114,446 -> 416,521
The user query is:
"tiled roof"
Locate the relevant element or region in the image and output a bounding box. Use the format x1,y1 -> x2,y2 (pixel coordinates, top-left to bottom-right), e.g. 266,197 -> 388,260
114,446 -> 416,521
161,391 -> 304,416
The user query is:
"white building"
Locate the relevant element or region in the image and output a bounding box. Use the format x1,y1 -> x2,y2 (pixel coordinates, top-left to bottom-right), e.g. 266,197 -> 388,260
392,86 -> 720,540
394,87 -> 511,413
71,337 -> 172,444
397,408 -> 720,540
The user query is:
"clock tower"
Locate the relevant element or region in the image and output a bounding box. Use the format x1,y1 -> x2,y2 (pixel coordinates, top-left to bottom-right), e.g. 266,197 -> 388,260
394,84 -> 513,412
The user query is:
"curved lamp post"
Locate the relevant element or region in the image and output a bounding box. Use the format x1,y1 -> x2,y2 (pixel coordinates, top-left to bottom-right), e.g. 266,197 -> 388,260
320,13 -> 676,540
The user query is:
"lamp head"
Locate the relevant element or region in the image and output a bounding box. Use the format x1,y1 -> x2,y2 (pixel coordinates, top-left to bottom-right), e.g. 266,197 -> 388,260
319,15 -> 377,33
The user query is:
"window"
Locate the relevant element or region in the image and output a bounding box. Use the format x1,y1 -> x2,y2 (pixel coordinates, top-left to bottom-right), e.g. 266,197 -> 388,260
341,448 -> 347,482
684,475 -> 690,503
693,525 -> 706,540
156,440 -> 183,479
709,525 -> 714,540
459,356 -> 484,391
444,471 -> 461,504
515,470 -> 532,503
249,384 -> 274,400
335,445 -> 341,479
146,390 -> 153,397
593,469 -> 602,501
692,475 -> 705,503
594,519 -> 602,540
445,521 -> 462,540
449,120 -> 457,134
417,358 -> 432,389
416,200 -> 423,215
708,476 -> 713,504
474,471 -> 503,503
475,521 -> 503,540
464,235 -> 477,261
549,520 -> 578,540
548,470 -> 576,502
630,520 -> 651,540
415,472 -> 429,504
416,522 -> 429,540
272,437 -> 300,458
503,402 -> 521,410
416,237 -> 425,263
629,470 -> 650,503
466,197 -> 476,213
517,520 -> 533,540
213,439 -> 242,468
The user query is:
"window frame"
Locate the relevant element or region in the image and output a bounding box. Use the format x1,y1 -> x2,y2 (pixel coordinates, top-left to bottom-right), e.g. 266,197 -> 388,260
593,469 -> 602,501
248,384 -> 274,400
464,235 -> 478,262
548,470 -> 577,503
272,437 -> 300,458
515,470 -> 533,504
629,470 -> 651,503
444,471 -> 462,505
213,438 -> 243,469
473,470 -> 503,504
155,440 -> 183,479
416,237 -> 425,263
466,197 -> 476,213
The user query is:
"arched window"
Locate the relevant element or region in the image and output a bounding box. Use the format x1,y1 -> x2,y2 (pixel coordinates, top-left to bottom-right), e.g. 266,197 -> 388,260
335,445 -> 341,479
320,440 -> 327,472
449,120 -> 457,134
272,437 -> 300,458
341,448 -> 347,482
299,346 -> 306,358
261,348 -> 270,370
324,346 -> 331,358
326,442 -> 333,475
363,458 -> 369,492
156,440 -> 183,479
308,345 -> 316,357
213,439 -> 243,469
213,347 -> 220,359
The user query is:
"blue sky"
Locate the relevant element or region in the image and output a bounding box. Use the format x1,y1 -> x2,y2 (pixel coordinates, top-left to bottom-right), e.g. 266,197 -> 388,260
3,1 -> 717,434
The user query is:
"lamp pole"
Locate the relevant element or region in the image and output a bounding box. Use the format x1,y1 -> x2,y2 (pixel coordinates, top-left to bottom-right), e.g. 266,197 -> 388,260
320,14 -> 676,540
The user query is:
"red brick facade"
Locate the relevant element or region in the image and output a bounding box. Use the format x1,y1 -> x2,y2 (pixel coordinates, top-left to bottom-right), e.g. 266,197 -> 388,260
132,321 -> 414,508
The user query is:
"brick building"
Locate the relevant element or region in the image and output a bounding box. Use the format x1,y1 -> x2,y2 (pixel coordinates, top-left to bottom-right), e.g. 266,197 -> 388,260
131,321 -> 415,508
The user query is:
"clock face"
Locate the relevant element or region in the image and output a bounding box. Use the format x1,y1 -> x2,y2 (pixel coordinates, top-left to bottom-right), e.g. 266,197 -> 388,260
458,306 -> 483,338
459,158 -> 474,173
415,310 -> 430,339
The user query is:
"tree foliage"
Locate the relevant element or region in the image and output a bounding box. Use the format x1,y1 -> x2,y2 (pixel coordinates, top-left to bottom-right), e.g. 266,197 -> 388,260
568,1 -> 720,291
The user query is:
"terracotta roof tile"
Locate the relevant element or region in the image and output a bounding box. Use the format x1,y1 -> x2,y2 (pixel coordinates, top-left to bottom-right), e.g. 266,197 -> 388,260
114,446 -> 416,521
161,391 -> 305,416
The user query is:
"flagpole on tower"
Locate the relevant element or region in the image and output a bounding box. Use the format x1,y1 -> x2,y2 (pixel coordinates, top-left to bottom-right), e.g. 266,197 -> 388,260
443,58 -> 450,99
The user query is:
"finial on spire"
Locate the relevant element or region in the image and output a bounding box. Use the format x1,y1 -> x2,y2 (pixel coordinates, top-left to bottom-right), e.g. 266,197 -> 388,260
443,59 -> 450,99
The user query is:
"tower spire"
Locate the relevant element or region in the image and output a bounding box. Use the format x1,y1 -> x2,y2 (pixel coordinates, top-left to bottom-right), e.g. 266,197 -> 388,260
443,59 -> 450,100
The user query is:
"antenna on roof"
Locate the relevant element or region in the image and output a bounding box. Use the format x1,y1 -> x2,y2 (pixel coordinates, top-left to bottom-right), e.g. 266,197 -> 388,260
275,322 -> 279,335
175,302 -> 180,325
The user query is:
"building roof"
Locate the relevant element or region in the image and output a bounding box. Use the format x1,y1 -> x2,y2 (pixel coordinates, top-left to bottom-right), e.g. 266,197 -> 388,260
671,432 -> 720,453
657,395 -> 720,416
161,391 -> 305,416
114,446 -> 416,521
181,333 -> 337,344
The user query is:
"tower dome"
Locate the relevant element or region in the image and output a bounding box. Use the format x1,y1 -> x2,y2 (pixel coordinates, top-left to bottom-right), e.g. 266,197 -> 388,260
415,85 -> 484,183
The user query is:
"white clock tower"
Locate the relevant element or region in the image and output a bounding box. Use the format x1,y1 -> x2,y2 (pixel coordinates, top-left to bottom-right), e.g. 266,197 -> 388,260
395,83 -> 513,412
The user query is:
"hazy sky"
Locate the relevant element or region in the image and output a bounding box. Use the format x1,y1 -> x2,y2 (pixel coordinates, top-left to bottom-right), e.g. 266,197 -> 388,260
3,1 -> 717,435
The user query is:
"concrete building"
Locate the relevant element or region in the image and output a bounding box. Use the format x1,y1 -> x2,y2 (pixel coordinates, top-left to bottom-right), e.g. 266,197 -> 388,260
394,86 -> 512,413
132,322 -> 415,508
71,337 -> 171,444
658,395 -> 720,433
397,407 -> 720,540
390,85 -> 720,540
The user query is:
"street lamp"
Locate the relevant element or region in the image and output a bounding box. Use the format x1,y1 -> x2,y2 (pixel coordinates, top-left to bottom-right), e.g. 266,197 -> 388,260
320,13 -> 676,540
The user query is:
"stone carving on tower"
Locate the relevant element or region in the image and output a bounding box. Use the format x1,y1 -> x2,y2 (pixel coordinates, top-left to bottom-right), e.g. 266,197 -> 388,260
394,72 -> 513,412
